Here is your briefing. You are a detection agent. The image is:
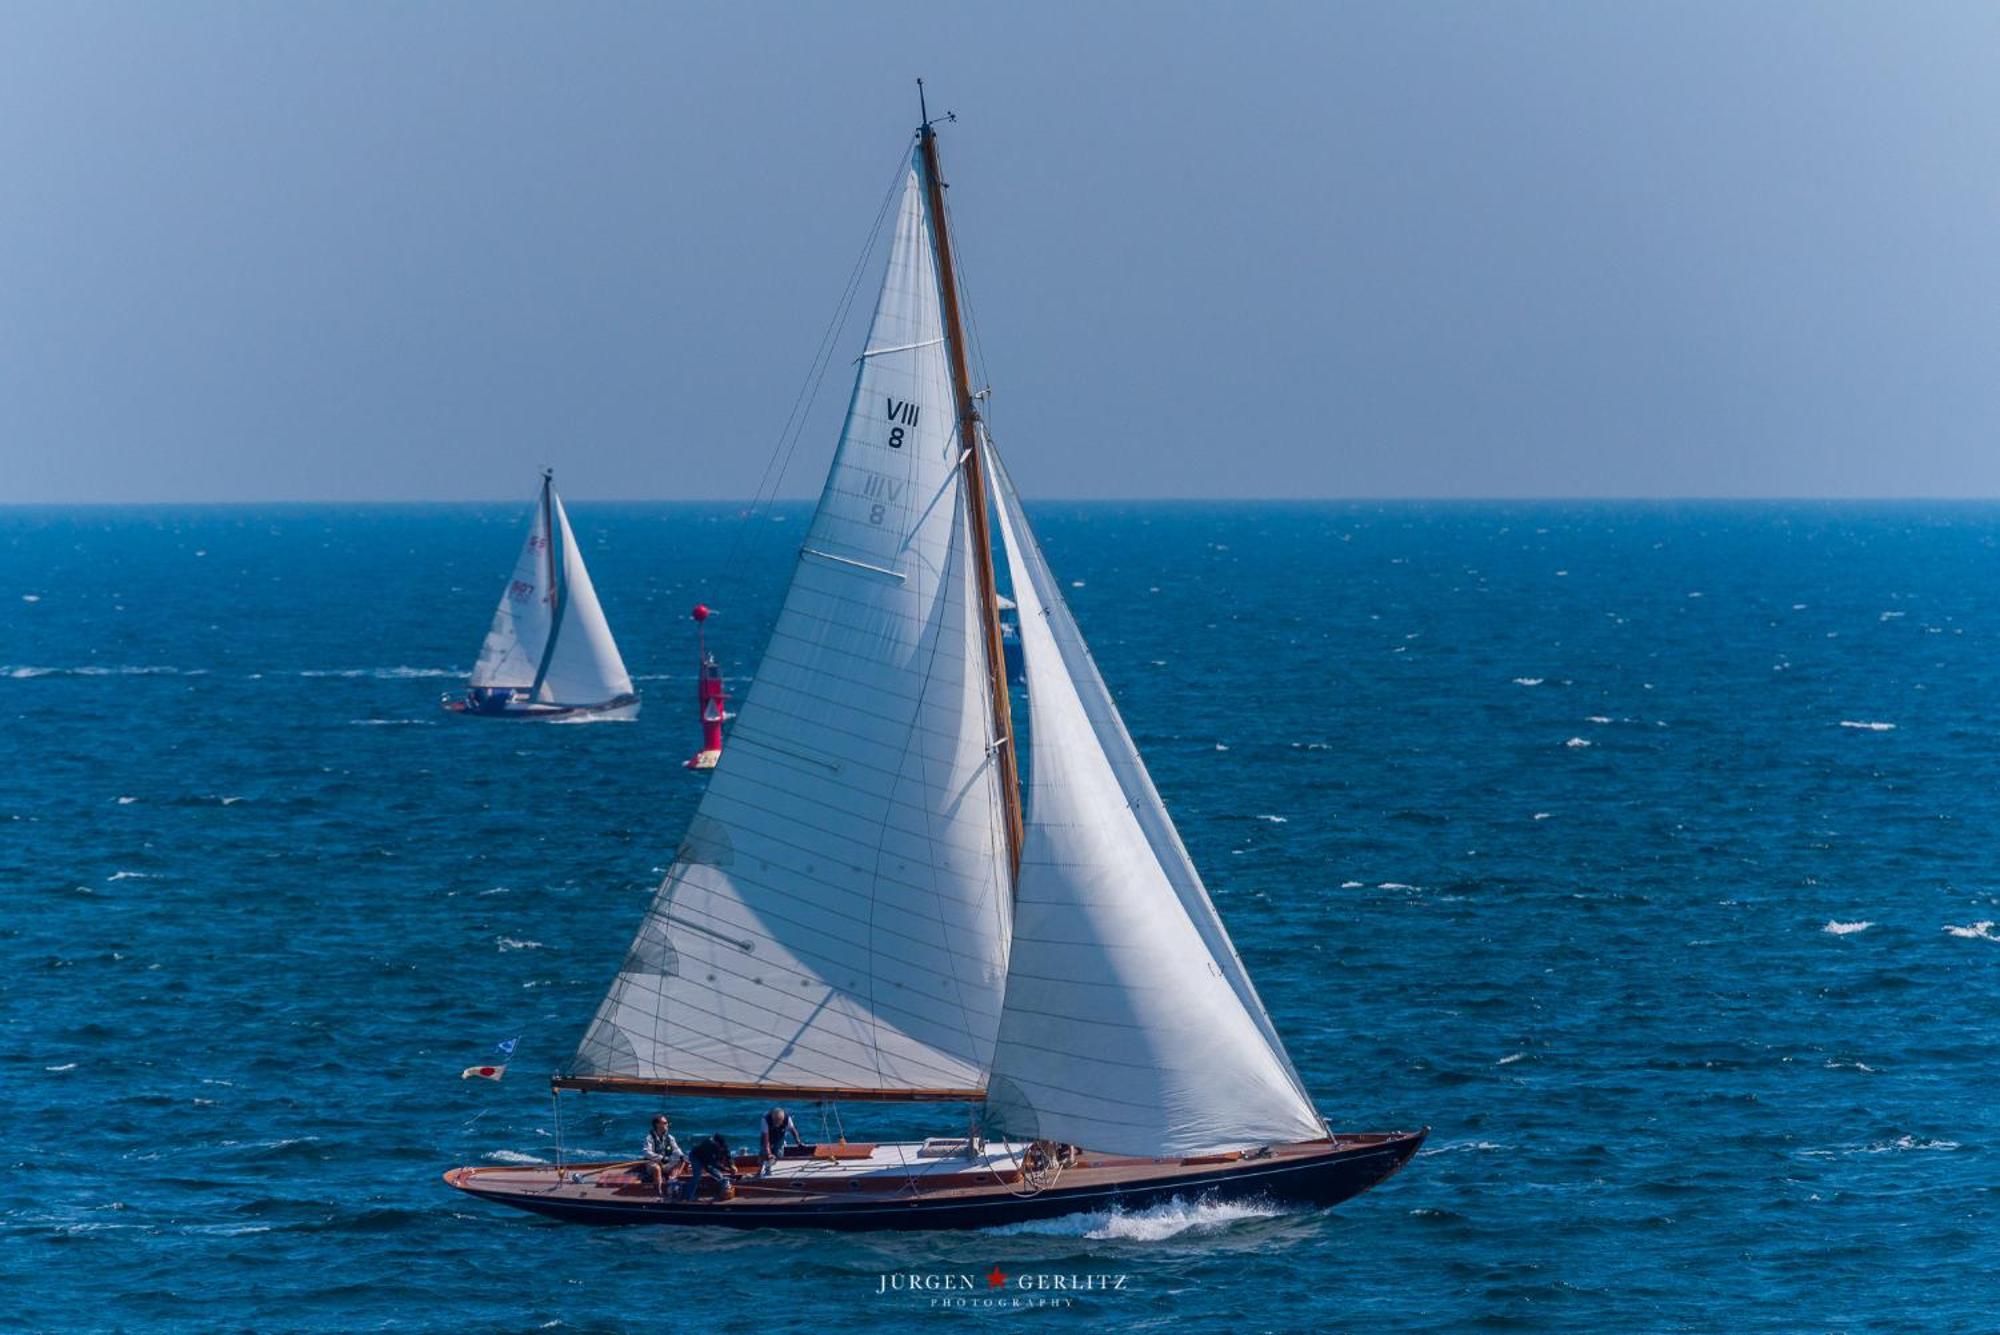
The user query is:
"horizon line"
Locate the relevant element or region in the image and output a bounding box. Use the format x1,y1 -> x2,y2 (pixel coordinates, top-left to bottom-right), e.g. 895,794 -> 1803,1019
12,494 -> 2000,508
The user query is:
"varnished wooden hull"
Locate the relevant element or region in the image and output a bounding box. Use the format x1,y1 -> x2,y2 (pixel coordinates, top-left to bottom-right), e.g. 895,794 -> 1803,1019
444,1131 -> 1425,1231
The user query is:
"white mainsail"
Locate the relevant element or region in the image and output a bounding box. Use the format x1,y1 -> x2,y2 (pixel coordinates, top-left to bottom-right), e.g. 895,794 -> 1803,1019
572,161 -> 1014,1096
981,447 -> 1327,1156
469,479 -> 633,707
536,494 -> 634,705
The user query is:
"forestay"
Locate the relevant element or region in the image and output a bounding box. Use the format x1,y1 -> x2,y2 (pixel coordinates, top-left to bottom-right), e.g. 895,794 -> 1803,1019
982,447 -> 1328,1156
572,160 -> 1013,1096
470,487 -> 557,694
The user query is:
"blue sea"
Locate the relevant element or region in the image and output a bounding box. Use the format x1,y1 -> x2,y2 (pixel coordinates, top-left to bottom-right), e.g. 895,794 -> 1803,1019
5,501 -> 1997,1332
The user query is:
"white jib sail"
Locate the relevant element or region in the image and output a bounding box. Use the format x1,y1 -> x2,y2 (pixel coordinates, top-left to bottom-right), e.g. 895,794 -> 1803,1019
535,493 -> 634,705
572,160 -> 1013,1095
983,447 -> 1327,1156
469,485 -> 558,692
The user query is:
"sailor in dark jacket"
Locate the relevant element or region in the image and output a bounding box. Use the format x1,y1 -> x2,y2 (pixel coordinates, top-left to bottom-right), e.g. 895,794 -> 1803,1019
684,1133 -> 739,1202
760,1105 -> 804,1163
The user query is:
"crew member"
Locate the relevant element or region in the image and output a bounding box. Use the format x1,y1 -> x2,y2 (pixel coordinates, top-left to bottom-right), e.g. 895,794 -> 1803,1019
760,1105 -> 804,1162
639,1114 -> 684,1198
685,1133 -> 739,1202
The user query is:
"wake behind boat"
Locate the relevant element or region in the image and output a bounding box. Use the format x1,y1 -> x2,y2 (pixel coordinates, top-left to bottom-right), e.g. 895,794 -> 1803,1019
443,471 -> 639,721
448,97 -> 1421,1230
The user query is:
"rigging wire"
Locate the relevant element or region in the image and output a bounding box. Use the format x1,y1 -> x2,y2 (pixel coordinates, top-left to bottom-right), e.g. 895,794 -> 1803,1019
710,145 -> 914,605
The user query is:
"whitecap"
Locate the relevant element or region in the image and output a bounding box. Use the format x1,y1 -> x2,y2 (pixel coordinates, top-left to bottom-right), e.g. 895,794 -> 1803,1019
44,1063 -> 78,1073
1942,921 -> 1999,941
1532,812 -> 1552,821
985,1194 -> 1289,1240
1586,716 -> 1611,725
1860,1135 -> 1960,1154
1822,920 -> 1873,935
301,666 -> 458,680
1255,814 -> 1288,824
21,594 -> 41,603
1839,721 -> 1895,731
1564,737 -> 1591,748
485,1149 -> 551,1165
497,937 -> 544,952
1512,677 -> 1544,686
1214,743 -> 1230,751
1377,882 -> 1418,891
1339,881 -> 1364,889
115,797 -> 138,805
1418,1140 -> 1507,1156
106,871 -> 153,881
1496,1053 -> 1527,1066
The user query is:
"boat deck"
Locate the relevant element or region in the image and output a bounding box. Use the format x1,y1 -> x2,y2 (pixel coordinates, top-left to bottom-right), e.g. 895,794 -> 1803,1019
445,1133 -> 1422,1225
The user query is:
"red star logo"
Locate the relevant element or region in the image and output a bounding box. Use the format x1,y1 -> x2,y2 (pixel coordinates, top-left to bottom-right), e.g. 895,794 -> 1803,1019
986,1265 -> 1008,1289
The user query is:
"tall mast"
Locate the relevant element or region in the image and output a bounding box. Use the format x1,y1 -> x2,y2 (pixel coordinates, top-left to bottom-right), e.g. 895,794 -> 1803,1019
916,102 -> 1023,879
530,468 -> 567,696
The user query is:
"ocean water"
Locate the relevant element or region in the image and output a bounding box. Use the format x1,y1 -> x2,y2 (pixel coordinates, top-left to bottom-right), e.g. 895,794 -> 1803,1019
5,500 -> 1998,1332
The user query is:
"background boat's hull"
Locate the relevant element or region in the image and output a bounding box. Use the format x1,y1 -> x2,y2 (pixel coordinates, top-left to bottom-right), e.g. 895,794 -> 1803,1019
446,1131 -> 1423,1231
440,692 -> 640,722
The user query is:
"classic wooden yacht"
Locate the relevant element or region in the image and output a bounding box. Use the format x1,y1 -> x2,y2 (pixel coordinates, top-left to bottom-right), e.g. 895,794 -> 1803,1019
442,470 -> 640,721
446,94 -> 1423,1229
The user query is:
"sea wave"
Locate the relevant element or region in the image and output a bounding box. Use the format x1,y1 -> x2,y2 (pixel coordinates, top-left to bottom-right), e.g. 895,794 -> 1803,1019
1941,921 -> 1999,941
985,1194 -> 1292,1241
485,1149 -> 550,1165
1860,1135 -> 1961,1154
1822,920 -> 1873,935
1839,721 -> 1896,732
5,665 -> 203,679
299,667 -> 459,679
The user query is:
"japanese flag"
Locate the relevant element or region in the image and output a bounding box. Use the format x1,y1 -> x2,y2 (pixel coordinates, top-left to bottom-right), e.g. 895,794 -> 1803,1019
461,1064 -> 506,1081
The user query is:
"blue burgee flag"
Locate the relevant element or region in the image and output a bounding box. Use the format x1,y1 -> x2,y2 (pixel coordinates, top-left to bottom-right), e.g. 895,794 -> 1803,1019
495,1037 -> 519,1058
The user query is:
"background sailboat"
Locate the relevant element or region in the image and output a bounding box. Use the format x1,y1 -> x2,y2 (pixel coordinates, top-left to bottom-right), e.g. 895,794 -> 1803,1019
447,105 -> 1421,1227
443,471 -> 639,721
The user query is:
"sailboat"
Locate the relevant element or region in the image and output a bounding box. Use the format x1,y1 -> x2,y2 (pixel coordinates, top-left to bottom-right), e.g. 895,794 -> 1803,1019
445,105 -> 1422,1228
441,471 -> 641,721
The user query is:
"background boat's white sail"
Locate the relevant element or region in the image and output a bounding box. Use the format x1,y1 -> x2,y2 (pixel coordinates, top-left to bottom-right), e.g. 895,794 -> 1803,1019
572,162 -> 1013,1096
469,489 -> 557,692
535,494 -> 634,705
982,448 -> 1327,1156
468,483 -> 633,706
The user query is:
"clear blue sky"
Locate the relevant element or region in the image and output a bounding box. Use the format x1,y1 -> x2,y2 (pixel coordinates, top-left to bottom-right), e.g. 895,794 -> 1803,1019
4,2 -> 1997,502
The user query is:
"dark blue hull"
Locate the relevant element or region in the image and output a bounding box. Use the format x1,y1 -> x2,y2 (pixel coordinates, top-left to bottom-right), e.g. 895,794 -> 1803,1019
447,1132 -> 1424,1232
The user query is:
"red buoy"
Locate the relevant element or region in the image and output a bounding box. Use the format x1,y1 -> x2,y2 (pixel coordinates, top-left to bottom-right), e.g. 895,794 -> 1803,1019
684,605 -> 728,770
